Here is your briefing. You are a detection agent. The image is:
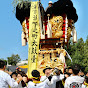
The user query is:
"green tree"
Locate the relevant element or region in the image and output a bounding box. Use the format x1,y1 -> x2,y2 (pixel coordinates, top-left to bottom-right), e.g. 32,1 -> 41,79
65,38 -> 85,66
7,54 -> 21,66
83,36 -> 88,72
65,39 -> 77,66
72,38 -> 85,64
65,37 -> 88,73
24,63 -> 27,65
12,0 -> 31,13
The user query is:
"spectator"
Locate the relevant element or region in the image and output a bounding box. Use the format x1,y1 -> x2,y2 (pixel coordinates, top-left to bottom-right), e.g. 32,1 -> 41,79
45,1 -> 53,12
82,72 -> 88,88
23,75 -> 28,83
10,72 -> 17,88
64,64 -> 84,88
56,70 -> 64,88
41,67 -> 65,88
0,60 -> 22,88
68,66 -> 73,75
17,71 -> 27,88
10,71 -> 17,81
16,67 -> 21,74
40,67 -> 53,82
28,70 -> 49,88
23,74 -> 29,88
78,71 -> 85,78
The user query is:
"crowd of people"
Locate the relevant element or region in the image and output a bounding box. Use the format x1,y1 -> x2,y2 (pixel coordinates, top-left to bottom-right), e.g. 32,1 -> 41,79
0,60 -> 88,88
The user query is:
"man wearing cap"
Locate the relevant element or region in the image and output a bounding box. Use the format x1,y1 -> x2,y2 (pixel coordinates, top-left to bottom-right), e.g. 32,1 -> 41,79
40,67 -> 65,88
40,67 -> 53,82
45,1 -> 53,12
28,70 -> 49,88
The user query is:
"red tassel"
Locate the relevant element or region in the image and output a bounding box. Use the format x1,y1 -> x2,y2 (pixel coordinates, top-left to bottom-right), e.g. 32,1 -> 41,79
63,24 -> 66,27
62,27 -> 65,31
63,31 -> 65,34
63,20 -> 66,23
62,34 -> 65,38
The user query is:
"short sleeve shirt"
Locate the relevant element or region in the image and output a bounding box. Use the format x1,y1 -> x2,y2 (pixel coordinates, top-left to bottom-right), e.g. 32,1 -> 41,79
64,76 -> 84,88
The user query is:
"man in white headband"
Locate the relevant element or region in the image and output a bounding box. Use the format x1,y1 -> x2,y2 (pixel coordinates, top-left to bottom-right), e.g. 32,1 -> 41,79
45,1 -> 53,12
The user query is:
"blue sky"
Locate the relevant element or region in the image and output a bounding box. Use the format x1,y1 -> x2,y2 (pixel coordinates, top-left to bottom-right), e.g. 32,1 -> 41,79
0,0 -> 88,60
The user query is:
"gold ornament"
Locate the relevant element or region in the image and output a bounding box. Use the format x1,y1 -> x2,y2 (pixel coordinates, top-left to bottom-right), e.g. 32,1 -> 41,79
49,16 -> 63,38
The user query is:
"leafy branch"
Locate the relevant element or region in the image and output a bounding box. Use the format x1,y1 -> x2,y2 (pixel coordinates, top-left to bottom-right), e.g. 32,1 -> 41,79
12,0 -> 32,13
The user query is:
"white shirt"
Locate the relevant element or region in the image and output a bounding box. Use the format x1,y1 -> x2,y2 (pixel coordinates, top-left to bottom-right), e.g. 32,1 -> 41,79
17,81 -> 23,88
0,70 -> 18,88
64,75 -> 84,88
28,81 -> 49,88
40,74 -> 64,88
59,74 -> 65,80
82,84 -> 87,88
40,74 -> 64,81
40,76 -> 47,82
11,78 -> 17,88
13,79 -> 26,88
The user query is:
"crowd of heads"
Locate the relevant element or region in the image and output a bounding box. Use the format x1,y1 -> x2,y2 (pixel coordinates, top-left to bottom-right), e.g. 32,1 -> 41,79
0,59 -> 88,88
0,60 -> 30,87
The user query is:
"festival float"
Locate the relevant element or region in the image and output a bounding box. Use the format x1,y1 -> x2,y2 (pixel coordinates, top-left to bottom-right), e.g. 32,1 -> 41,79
13,0 -> 78,77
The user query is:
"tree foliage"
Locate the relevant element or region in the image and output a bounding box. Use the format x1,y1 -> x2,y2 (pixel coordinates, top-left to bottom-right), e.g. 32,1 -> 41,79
65,36 -> 88,73
7,54 -> 21,66
12,0 -> 32,13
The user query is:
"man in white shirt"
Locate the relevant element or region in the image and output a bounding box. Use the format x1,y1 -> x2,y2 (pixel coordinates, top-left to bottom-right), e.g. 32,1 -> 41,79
64,64 -> 84,88
40,67 -> 65,88
0,60 -> 23,88
28,70 -> 49,88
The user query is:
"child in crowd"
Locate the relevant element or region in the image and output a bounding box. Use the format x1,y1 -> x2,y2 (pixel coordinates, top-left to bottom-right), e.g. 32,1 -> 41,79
17,71 -> 28,88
